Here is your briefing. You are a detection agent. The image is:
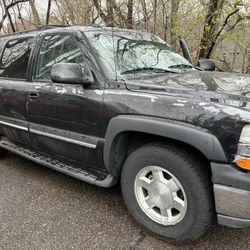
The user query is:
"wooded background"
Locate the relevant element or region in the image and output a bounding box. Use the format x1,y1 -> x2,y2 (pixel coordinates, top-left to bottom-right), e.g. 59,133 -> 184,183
0,0 -> 250,73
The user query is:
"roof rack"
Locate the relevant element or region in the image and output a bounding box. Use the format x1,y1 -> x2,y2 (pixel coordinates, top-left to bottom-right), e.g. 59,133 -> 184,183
0,25 -> 69,38
38,25 -> 69,30
92,23 -> 103,28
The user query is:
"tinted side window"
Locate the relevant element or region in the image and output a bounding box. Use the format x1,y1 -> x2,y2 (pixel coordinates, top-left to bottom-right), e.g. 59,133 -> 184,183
0,37 -> 33,79
35,35 -> 85,81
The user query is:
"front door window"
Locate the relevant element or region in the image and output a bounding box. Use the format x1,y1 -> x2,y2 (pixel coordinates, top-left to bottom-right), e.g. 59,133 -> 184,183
35,35 -> 85,81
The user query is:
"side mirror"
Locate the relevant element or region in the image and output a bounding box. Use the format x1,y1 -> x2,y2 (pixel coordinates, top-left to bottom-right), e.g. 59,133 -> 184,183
197,59 -> 216,71
51,63 -> 94,85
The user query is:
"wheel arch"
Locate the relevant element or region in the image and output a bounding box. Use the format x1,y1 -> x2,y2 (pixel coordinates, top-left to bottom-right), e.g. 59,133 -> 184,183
104,115 -> 227,177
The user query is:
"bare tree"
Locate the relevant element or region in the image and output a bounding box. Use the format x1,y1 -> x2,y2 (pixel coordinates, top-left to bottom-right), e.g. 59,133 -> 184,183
140,0 -> 149,31
0,0 -> 29,32
17,2 -> 26,30
0,0 -> 249,74
2,0 -> 16,32
197,0 -> 247,59
46,0 -> 52,25
29,0 -> 41,26
170,0 -> 181,48
106,0 -> 114,26
127,0 -> 133,29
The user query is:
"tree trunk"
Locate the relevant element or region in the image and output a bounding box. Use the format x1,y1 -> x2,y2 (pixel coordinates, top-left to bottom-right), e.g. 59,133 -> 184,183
93,0 -> 112,26
106,0 -> 114,26
198,0 -> 224,59
46,0 -> 52,25
153,0 -> 157,33
140,0 -> 148,31
127,0 -> 133,29
29,0 -> 42,27
17,2 -> 26,30
170,0 -> 181,49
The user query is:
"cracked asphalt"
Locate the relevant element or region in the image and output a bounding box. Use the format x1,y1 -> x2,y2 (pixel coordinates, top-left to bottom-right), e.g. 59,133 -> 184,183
0,153 -> 250,250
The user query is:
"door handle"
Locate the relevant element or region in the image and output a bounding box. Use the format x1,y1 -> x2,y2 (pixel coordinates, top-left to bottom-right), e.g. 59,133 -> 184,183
29,92 -> 39,101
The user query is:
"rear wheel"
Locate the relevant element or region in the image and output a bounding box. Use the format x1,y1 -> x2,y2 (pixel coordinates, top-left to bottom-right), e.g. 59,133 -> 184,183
121,143 -> 214,241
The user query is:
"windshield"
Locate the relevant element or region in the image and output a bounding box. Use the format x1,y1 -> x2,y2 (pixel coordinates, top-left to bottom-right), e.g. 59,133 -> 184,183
85,30 -> 193,79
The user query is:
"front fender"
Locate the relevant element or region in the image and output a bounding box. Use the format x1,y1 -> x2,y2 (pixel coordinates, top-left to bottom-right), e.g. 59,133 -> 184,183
104,115 -> 227,175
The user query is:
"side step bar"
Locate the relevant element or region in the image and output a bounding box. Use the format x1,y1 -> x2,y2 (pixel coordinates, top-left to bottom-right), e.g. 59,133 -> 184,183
0,138 -> 117,188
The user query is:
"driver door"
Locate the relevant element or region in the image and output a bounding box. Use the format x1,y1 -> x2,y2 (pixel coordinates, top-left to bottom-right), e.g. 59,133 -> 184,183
27,33 -> 104,166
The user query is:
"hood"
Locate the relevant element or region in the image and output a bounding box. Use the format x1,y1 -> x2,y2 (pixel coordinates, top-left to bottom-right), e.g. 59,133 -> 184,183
125,71 -> 250,108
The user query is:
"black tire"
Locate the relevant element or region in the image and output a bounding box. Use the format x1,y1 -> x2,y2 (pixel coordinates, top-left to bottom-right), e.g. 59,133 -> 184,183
0,148 -> 7,158
121,143 -> 214,242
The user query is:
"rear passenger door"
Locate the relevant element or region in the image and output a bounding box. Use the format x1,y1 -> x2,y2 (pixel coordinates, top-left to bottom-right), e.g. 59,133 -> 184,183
27,33 -> 104,167
0,36 -> 34,146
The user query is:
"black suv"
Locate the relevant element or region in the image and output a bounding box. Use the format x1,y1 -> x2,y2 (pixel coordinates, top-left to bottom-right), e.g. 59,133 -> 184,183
0,25 -> 250,242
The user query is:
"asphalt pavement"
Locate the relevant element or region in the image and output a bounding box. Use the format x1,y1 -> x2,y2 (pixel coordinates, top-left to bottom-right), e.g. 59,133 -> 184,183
0,153 -> 249,249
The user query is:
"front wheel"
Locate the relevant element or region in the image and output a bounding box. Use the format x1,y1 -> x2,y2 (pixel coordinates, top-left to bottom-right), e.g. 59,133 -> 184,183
121,143 -> 214,242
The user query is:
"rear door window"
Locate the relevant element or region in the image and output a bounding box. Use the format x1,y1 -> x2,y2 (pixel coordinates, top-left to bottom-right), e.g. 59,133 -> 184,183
0,37 -> 34,79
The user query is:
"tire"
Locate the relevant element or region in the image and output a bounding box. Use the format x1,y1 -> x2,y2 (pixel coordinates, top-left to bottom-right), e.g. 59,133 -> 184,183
121,143 -> 214,242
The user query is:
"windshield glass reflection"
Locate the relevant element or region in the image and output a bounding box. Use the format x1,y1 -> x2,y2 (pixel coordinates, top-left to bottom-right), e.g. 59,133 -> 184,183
86,30 -> 192,79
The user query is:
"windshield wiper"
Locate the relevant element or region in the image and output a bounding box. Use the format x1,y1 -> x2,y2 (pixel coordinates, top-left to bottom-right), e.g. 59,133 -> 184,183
121,67 -> 177,75
168,64 -> 194,69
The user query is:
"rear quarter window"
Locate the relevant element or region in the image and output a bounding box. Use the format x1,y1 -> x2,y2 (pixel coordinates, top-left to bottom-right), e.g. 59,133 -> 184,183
0,37 -> 34,80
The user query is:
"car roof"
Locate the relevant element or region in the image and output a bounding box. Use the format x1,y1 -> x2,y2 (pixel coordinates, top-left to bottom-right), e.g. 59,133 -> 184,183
0,25 -> 154,41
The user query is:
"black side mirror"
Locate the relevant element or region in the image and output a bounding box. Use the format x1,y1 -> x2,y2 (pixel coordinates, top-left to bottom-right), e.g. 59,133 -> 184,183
51,63 -> 94,85
197,59 -> 216,71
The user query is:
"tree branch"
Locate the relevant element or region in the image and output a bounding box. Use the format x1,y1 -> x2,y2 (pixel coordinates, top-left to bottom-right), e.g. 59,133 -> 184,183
0,0 -> 29,32
46,0 -> 52,25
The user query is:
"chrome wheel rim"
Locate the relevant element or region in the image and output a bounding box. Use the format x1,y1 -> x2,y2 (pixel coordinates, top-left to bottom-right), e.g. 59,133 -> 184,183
134,166 -> 187,225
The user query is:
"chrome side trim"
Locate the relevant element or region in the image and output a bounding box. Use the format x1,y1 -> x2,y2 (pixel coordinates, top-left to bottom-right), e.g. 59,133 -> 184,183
0,120 -> 28,131
29,128 -> 97,148
0,117 -> 97,148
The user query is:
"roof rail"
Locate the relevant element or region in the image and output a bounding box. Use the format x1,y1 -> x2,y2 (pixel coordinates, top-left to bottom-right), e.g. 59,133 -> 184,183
0,25 -> 69,38
38,25 -> 69,30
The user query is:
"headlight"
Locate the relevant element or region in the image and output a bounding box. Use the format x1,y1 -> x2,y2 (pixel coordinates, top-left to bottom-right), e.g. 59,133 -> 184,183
240,125 -> 250,144
235,125 -> 250,170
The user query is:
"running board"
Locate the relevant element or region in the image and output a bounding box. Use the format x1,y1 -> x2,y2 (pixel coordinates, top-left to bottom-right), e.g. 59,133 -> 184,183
0,138 -> 117,188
